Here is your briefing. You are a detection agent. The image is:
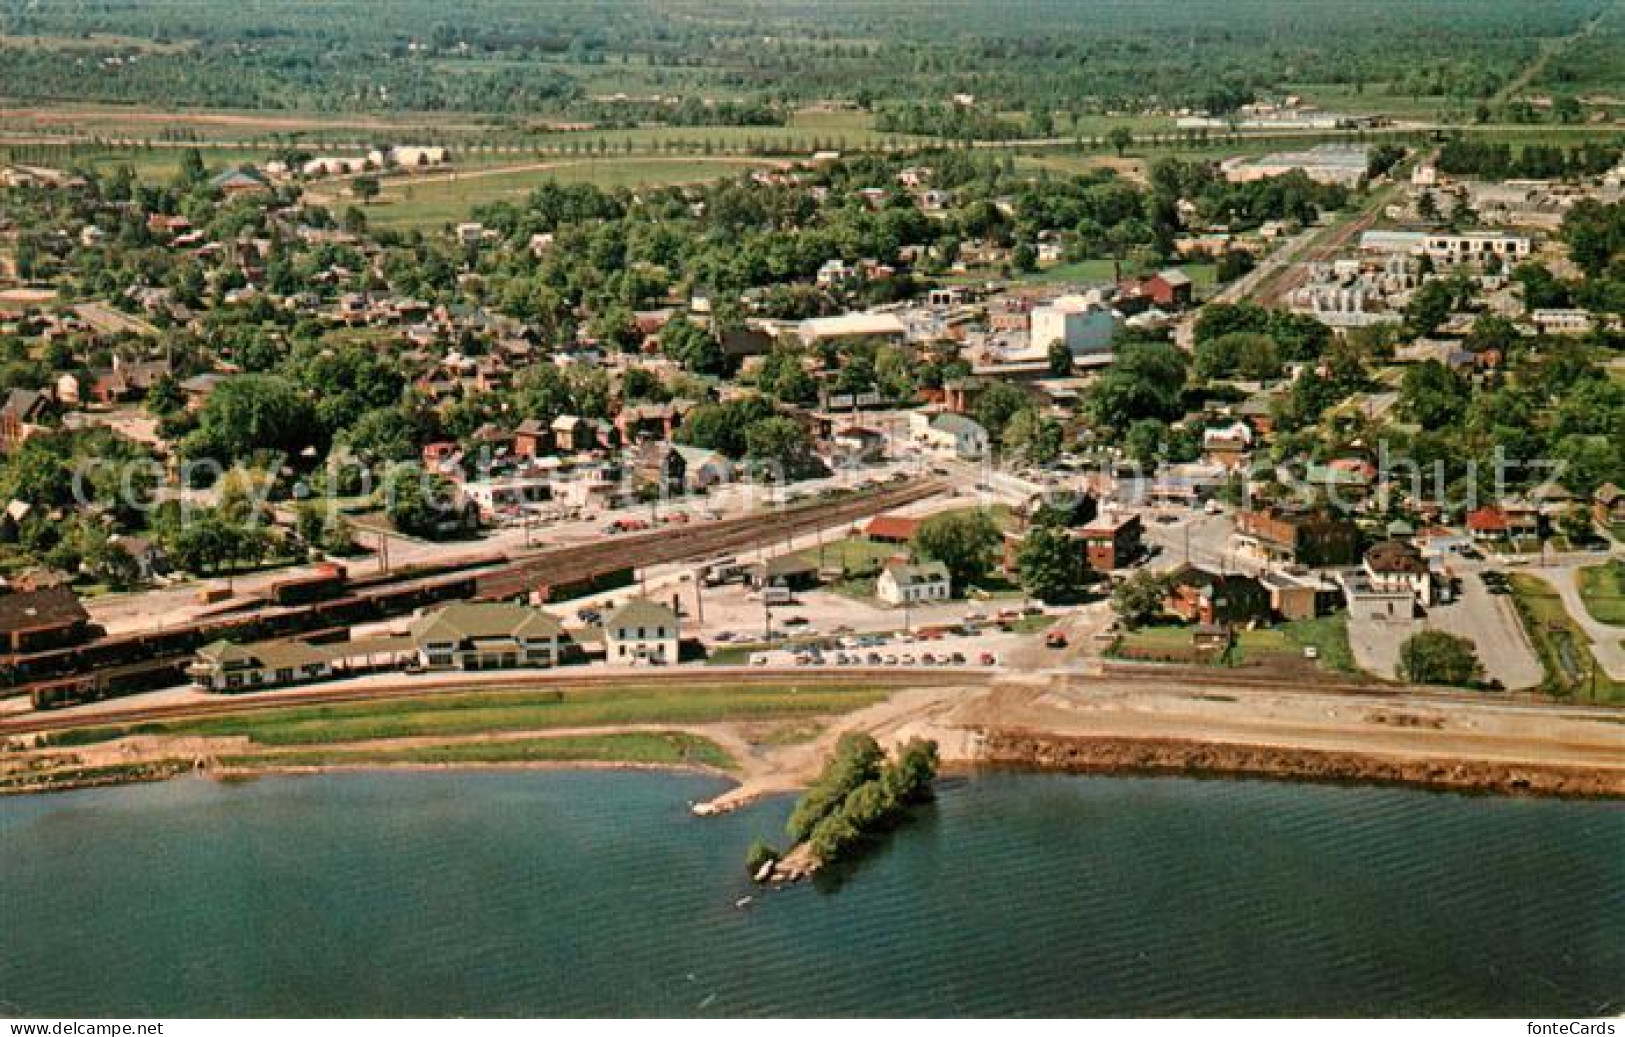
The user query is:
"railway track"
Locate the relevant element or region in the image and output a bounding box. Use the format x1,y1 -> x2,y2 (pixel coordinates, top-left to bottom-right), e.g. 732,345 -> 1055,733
475,476 -> 947,599
2,478 -> 948,703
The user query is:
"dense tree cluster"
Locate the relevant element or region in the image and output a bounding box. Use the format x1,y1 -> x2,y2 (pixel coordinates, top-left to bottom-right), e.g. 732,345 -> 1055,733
776,733 -> 939,865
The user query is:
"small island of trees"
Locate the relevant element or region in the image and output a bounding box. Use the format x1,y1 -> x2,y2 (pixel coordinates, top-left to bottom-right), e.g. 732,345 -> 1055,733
748,733 -> 939,880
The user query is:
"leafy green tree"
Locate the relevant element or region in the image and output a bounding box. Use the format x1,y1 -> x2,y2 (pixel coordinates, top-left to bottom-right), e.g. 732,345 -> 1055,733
1111,568 -> 1170,628
911,509 -> 1000,591
973,381 -> 1031,443
1398,630 -> 1484,687
1017,522 -> 1088,602
744,415 -> 824,481
1087,341 -> 1188,427
181,374 -> 319,467
1047,337 -> 1073,376
383,463 -> 463,538
1003,407 -> 1062,464
1404,279 -> 1454,337
1122,418 -> 1168,467
1398,359 -> 1471,427
1108,126 -> 1135,157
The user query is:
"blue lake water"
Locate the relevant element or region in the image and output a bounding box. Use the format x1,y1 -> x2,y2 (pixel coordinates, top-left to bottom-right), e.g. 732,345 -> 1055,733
1,770 -> 1620,1017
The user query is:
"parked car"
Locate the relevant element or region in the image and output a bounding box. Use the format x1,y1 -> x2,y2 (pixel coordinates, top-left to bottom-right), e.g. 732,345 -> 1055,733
1045,631 -> 1069,649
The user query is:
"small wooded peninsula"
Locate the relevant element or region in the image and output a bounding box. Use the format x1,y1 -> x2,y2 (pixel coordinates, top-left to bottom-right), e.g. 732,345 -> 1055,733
749,734 -> 940,882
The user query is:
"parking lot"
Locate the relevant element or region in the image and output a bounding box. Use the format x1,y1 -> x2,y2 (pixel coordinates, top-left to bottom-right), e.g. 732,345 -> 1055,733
1348,569 -> 1542,689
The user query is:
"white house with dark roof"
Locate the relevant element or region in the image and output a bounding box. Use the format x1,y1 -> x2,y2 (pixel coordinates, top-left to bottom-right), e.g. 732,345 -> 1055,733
603,598 -> 681,665
877,559 -> 951,605
911,411 -> 988,459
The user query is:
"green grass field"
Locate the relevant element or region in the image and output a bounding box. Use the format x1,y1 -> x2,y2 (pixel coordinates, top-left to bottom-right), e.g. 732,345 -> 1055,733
45,682 -> 893,748
218,731 -> 735,771
356,157 -> 774,228
1576,560 -> 1625,626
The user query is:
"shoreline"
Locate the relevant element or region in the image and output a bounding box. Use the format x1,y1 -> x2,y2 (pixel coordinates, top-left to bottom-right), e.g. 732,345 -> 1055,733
5,735 -> 1622,801
5,674 -> 1623,802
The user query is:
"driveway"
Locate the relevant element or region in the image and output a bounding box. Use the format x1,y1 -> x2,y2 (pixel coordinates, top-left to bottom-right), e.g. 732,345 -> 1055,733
1426,575 -> 1544,690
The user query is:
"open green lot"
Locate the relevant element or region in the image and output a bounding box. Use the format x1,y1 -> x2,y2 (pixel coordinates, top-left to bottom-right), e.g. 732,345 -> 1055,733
1577,560 -> 1625,626
219,731 -> 735,771
356,157 -> 775,229
43,682 -> 894,748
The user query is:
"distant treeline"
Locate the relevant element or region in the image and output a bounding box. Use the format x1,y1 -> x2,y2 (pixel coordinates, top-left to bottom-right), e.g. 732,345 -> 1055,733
0,0 -> 1611,115
1436,137 -> 1624,179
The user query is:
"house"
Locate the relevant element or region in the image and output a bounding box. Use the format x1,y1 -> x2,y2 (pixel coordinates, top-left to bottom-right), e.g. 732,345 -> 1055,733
1077,513 -> 1143,571
1123,269 -> 1195,308
514,418 -> 551,458
750,554 -> 821,593
410,602 -> 565,670
877,560 -> 951,606
603,598 -> 680,665
831,426 -> 887,463
551,415 -> 588,452
1593,483 -> 1625,527
0,388 -> 51,450
189,639 -> 332,691
0,586 -> 90,654
1202,421 -> 1254,468
1260,570 -> 1340,622
673,446 -> 735,490
1165,565 -> 1272,627
110,535 -> 166,581
209,166 -> 270,197
1305,458 -> 1376,495
633,441 -> 687,496
1362,540 -> 1434,608
180,373 -> 227,411
1422,231 -> 1531,265
1234,508 -> 1360,567
718,325 -> 774,361
1340,571 -> 1418,622
865,514 -> 921,545
1465,506 -> 1513,541
913,412 -> 989,459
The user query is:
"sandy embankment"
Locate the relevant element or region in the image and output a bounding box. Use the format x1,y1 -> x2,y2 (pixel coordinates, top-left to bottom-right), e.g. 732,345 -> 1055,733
5,675 -> 1623,801
701,676 -> 1625,811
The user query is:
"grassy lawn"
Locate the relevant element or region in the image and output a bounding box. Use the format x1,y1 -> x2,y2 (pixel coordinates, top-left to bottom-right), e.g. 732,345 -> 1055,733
1508,574 -> 1624,703
795,536 -> 898,577
1279,615 -> 1357,673
358,157 -> 775,229
1115,616 -> 1353,671
44,682 -> 893,748
1576,560 -> 1625,626
218,731 -> 734,771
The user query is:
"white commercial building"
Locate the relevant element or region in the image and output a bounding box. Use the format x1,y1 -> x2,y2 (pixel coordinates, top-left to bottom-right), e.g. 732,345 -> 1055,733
1029,294 -> 1121,359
